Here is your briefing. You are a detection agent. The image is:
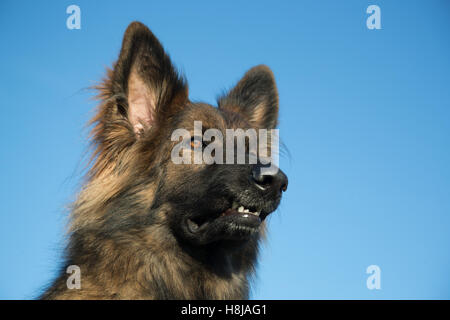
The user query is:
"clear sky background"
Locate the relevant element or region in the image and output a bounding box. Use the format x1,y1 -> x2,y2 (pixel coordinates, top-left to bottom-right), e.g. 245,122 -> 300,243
1,0 -> 449,299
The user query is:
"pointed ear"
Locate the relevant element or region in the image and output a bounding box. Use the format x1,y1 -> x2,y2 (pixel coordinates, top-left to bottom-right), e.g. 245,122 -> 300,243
218,65 -> 279,129
100,21 -> 188,136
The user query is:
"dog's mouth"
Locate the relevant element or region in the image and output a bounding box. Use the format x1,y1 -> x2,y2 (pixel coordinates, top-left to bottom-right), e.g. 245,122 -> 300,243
220,201 -> 262,219
186,200 -> 265,235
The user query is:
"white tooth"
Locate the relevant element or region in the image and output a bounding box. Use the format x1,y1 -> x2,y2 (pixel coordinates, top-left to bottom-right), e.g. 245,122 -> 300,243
243,214 -> 249,218
238,206 -> 244,212
244,209 -> 249,213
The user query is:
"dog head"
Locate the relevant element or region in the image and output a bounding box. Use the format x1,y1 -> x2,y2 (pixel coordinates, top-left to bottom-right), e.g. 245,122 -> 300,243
90,22 -> 287,247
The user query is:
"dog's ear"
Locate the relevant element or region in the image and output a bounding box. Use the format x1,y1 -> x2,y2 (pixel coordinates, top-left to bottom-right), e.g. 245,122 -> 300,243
218,65 -> 279,129
97,21 -> 188,137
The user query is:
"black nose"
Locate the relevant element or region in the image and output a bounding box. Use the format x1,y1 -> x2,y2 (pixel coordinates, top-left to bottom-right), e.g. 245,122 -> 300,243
251,163 -> 288,194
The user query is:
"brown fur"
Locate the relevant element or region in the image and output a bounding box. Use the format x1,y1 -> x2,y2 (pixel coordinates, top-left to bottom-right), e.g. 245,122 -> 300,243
41,22 -> 286,300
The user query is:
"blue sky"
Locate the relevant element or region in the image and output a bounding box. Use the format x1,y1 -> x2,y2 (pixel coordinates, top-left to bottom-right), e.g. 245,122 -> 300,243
1,0 -> 449,299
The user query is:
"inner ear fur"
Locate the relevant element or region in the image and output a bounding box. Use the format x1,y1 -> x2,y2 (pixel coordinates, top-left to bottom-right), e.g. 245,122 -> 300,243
100,21 -> 188,136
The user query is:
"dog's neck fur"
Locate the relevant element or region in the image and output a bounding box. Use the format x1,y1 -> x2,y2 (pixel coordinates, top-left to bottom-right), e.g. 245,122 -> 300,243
41,173 -> 261,300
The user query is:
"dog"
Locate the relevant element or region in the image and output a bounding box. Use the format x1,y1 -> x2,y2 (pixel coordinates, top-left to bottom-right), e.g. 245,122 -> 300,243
41,21 -> 287,299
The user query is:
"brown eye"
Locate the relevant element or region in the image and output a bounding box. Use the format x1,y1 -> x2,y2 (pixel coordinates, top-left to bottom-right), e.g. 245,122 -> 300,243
190,137 -> 203,149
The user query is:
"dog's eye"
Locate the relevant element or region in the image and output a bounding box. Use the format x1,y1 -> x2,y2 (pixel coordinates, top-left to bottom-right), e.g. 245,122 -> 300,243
190,137 -> 205,149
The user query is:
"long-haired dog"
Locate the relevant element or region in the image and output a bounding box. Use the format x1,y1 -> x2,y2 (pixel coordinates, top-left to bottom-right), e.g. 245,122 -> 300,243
41,21 -> 287,299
